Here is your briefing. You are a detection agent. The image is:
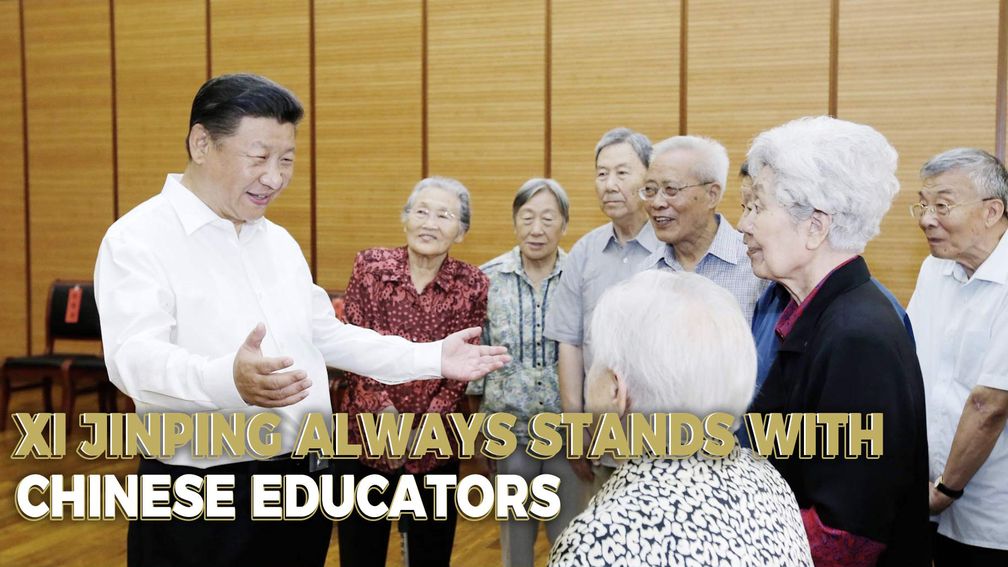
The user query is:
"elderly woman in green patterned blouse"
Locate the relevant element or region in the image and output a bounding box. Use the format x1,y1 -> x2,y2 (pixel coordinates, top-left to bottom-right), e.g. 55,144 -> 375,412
467,177 -> 586,567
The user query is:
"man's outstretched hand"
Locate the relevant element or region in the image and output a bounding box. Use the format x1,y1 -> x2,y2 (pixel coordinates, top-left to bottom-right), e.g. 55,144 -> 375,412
233,323 -> 312,407
440,327 -> 511,382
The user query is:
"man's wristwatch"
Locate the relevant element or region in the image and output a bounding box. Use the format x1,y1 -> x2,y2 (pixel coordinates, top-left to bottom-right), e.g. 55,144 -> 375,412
934,475 -> 964,500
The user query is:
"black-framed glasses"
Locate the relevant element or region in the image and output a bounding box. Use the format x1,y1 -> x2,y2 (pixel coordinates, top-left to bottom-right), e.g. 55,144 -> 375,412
638,181 -> 713,201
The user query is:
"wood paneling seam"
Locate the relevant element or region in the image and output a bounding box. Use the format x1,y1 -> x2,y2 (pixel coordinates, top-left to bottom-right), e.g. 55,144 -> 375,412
309,0 -> 317,279
19,0 -> 31,353
109,0 -> 119,220
829,0 -> 839,117
996,0 -> 1007,160
679,0 -> 687,134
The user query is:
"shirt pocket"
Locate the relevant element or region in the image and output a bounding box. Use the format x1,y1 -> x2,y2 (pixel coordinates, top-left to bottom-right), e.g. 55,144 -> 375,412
953,328 -> 989,390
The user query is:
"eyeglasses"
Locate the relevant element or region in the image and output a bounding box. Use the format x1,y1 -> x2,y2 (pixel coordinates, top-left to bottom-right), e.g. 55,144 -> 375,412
909,199 -> 993,219
407,207 -> 458,223
638,181 -> 713,201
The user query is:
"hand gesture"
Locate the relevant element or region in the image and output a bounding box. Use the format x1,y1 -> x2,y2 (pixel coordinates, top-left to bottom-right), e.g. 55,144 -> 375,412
233,323 -> 312,407
440,327 -> 511,382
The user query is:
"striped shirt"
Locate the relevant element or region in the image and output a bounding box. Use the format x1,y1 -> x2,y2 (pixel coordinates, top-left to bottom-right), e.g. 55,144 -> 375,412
468,246 -> 566,439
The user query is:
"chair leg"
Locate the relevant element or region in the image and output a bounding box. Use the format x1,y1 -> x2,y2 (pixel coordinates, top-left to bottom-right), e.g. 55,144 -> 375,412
42,376 -> 54,412
107,383 -> 119,413
98,381 -> 109,413
58,360 -> 74,431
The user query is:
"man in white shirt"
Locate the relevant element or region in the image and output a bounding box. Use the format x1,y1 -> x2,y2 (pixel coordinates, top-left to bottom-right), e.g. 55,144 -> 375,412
907,148 -> 1008,566
95,73 -> 509,567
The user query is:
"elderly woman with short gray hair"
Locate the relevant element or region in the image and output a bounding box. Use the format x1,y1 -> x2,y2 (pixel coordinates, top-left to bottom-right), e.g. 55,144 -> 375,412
740,116 -> 930,566
335,176 -> 489,567
468,177 -> 587,567
548,270 -> 813,566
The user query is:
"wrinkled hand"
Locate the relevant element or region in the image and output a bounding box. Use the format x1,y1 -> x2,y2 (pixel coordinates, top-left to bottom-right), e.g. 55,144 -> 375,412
929,482 -> 954,514
233,323 -> 311,407
441,327 -> 511,382
569,456 -> 595,483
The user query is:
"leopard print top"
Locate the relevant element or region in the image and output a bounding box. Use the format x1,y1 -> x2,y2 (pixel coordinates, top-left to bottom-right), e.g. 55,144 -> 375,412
548,448 -> 813,566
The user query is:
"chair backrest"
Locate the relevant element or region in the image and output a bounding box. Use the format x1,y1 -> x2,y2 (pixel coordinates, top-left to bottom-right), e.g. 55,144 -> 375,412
46,280 -> 101,350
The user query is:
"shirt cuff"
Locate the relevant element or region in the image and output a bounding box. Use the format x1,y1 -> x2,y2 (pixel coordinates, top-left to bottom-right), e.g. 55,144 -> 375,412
202,353 -> 248,409
415,340 -> 442,379
543,330 -> 582,345
977,372 -> 1008,392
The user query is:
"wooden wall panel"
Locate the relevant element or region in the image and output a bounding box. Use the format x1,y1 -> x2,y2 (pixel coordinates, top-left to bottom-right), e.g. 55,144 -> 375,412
839,0 -> 1000,303
211,0 -> 313,263
0,1 -> 27,360
23,0 -> 114,353
551,0 -> 680,249
314,0 -> 422,289
688,0 -> 830,225
427,0 -> 546,267
114,0 -> 206,214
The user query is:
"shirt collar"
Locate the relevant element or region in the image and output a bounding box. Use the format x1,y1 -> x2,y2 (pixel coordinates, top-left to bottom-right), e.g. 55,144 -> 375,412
162,174 -> 266,237
706,214 -> 744,264
649,214 -> 743,269
775,256 -> 859,339
497,246 -> 566,279
379,246 -> 464,293
961,227 -> 1008,285
598,220 -> 661,254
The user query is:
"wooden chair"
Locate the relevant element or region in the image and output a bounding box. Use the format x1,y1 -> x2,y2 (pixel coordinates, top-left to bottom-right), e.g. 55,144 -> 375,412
0,280 -> 120,429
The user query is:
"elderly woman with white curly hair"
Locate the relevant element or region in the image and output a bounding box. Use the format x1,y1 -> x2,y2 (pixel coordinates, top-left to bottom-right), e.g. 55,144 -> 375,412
740,116 -> 930,566
548,270 -> 814,567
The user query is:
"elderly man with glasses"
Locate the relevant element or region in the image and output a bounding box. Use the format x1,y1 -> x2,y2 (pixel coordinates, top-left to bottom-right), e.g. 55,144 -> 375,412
641,135 -> 767,320
907,148 -> 1008,566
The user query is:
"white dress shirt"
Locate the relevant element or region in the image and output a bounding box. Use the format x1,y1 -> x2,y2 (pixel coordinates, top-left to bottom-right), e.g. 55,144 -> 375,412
95,174 -> 442,467
907,228 -> 1008,550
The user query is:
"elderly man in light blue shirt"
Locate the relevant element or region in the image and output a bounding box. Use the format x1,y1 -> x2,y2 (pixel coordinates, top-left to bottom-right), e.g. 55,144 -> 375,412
543,127 -> 660,486
641,135 -> 767,321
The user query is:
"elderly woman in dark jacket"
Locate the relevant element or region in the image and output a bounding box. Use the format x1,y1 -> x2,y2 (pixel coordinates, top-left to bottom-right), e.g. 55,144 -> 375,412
739,116 -> 929,566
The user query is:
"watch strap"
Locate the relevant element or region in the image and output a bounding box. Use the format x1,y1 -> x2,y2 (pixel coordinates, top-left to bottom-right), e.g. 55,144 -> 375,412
935,475 -> 964,499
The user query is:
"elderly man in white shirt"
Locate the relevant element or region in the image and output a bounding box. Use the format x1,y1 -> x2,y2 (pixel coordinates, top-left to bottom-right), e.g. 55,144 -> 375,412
907,147 -> 1008,566
95,73 -> 509,567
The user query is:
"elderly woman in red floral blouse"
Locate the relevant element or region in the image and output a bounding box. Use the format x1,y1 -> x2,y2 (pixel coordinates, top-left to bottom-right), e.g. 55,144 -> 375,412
335,176 -> 488,567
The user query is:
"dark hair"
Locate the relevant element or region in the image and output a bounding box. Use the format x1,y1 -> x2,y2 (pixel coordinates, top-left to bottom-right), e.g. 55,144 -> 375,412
739,160 -> 750,179
186,73 -> 304,158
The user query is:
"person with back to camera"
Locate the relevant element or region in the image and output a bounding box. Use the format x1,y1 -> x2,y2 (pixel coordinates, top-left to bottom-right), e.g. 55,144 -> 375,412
547,270 -> 813,566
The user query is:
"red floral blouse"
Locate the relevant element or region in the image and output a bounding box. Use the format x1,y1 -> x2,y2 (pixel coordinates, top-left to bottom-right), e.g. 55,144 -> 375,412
339,246 -> 488,474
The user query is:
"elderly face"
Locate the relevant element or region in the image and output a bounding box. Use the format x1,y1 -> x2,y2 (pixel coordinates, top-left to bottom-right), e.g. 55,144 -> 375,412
738,168 -> 809,281
643,148 -> 719,245
403,185 -> 465,259
595,142 -> 648,223
192,116 -> 296,225
515,189 -> 566,263
917,169 -> 994,263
